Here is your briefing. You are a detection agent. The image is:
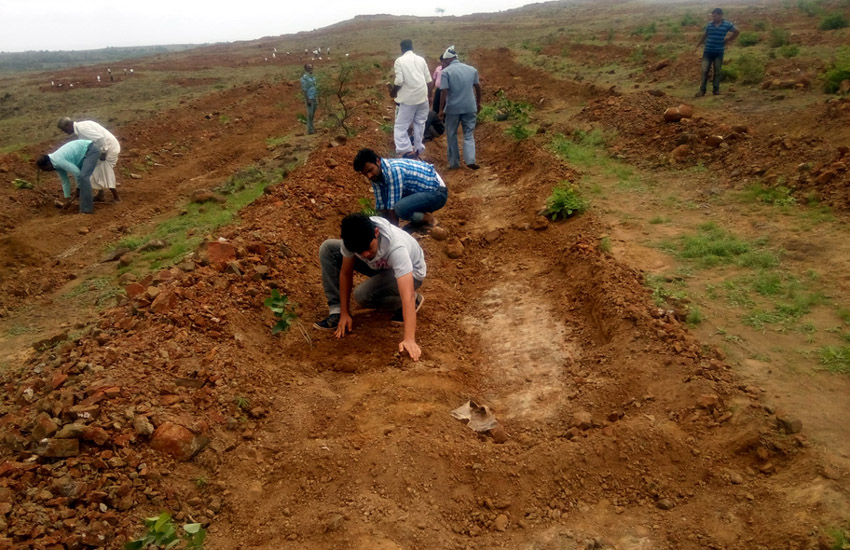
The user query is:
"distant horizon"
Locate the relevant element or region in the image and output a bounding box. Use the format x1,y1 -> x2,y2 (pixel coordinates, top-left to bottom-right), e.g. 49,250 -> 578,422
0,1 -> 538,53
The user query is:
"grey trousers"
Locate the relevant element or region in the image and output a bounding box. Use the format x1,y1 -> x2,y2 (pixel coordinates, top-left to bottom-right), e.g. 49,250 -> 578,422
320,239 -> 421,314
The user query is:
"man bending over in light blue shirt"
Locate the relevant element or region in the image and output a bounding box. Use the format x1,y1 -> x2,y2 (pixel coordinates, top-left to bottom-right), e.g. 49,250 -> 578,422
36,139 -> 100,214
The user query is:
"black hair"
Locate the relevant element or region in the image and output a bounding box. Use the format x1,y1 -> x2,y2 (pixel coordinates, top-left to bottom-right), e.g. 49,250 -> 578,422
36,155 -> 54,171
353,148 -> 379,172
400,39 -> 413,52
711,8 -> 723,15
341,213 -> 376,253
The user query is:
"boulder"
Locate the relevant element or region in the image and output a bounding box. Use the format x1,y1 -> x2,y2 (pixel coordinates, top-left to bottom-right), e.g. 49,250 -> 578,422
663,107 -> 683,122
206,241 -> 237,264
150,421 -> 207,461
445,239 -> 464,259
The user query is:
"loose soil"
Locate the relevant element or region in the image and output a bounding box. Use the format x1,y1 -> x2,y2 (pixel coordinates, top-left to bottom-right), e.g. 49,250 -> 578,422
1,2 -> 849,549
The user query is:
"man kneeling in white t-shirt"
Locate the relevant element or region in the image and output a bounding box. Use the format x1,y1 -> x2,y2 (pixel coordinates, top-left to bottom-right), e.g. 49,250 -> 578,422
314,213 -> 425,361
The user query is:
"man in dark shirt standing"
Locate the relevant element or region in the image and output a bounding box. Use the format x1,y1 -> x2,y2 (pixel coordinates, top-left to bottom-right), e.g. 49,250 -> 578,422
696,8 -> 739,97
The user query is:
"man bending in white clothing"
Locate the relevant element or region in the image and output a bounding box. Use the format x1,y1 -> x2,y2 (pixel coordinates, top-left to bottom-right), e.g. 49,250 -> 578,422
58,117 -> 121,202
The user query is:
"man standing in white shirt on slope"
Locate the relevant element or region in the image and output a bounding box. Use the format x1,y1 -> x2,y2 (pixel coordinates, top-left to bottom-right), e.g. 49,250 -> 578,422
388,39 -> 432,160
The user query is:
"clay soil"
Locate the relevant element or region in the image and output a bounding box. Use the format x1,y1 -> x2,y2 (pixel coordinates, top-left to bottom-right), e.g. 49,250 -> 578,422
1,2 -> 849,549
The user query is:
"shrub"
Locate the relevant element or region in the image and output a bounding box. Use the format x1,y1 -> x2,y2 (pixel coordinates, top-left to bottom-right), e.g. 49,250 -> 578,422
779,44 -> 800,58
768,27 -> 790,47
738,31 -> 761,47
543,183 -> 589,220
721,65 -> 739,82
823,46 -> 850,93
735,53 -> 766,84
631,22 -> 657,39
819,13 -> 849,30
797,0 -> 822,16
264,289 -> 297,334
506,123 -> 533,141
753,20 -> 768,31
681,12 -> 699,26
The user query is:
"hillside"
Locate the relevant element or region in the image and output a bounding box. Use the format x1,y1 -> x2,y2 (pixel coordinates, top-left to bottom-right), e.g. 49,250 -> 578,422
1,1 -> 849,549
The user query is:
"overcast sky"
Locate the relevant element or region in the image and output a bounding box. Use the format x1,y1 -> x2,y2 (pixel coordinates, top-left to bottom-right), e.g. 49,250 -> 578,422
0,0 -> 536,52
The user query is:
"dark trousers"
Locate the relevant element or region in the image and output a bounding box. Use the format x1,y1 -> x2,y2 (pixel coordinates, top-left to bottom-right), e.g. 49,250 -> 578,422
700,51 -> 724,94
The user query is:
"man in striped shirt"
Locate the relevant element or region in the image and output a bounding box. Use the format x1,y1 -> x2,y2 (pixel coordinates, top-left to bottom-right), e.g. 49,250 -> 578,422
353,148 -> 447,228
696,8 -> 739,96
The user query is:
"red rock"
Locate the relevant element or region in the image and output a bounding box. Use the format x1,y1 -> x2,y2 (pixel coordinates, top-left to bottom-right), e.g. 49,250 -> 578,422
670,144 -> 690,162
124,283 -> 146,299
31,413 -> 58,441
706,135 -> 724,147
677,104 -> 694,118
81,426 -> 109,446
150,289 -> 179,314
816,171 -> 837,185
697,394 -> 720,410
653,59 -> 670,71
206,241 -> 237,264
35,438 -> 80,458
570,411 -> 593,430
0,461 -> 38,477
50,372 -> 69,390
663,107 -> 683,122
150,422 -> 207,461
445,239 -> 464,259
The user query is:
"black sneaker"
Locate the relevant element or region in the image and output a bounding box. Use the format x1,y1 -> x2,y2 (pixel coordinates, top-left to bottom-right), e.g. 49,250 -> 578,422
313,314 -> 340,331
467,163 -> 480,170
391,293 -> 424,324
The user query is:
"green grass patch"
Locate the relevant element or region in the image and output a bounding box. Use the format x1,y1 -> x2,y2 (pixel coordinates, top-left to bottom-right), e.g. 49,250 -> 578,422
117,166 -> 276,271
645,274 -> 689,307
819,13 -> 849,30
742,291 -> 827,330
738,31 -> 761,47
478,89 -> 532,123
5,324 -> 41,337
649,215 -> 671,225
740,183 -> 797,206
824,46 -> 850,93
817,346 -> 850,373
662,222 -> 779,269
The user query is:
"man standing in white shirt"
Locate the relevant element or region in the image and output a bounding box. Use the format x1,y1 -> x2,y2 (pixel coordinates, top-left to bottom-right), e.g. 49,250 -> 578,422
388,39 -> 432,159
58,117 -> 122,202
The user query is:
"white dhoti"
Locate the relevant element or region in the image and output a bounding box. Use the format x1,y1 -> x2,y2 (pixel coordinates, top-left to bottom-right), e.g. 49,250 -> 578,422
91,147 -> 120,190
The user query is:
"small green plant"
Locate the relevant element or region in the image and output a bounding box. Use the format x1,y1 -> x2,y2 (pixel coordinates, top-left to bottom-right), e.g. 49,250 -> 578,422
506,123 -> 533,141
357,197 -> 377,216
823,47 -> 850,93
543,183 -> 589,220
194,477 -> 208,490
124,512 -> 206,550
742,183 -> 797,206
680,12 -> 699,26
12,178 -> 33,189
824,526 -> 850,549
218,115 -> 230,124
234,396 -> 250,410
738,31 -> 761,47
797,0 -> 823,16
631,22 -> 657,39
478,90 -> 532,123
753,20 -> 768,31
599,236 -> 613,254
649,215 -> 670,224
378,122 -> 393,134
664,222 -> 778,269
264,289 -> 297,334
778,44 -> 800,58
686,306 -> 704,326
768,27 -> 791,47
819,13 -> 849,30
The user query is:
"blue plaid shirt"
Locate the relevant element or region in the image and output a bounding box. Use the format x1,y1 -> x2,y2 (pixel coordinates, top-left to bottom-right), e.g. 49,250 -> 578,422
372,158 -> 443,211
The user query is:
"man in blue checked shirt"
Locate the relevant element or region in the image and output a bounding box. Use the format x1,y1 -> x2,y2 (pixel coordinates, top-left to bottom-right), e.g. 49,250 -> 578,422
695,8 -> 739,97
300,63 -> 318,134
353,148 -> 448,229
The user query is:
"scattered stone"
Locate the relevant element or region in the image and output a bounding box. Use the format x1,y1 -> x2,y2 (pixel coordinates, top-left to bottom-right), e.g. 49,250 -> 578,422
777,414 -> 802,434
647,89 -> 664,97
429,226 -> 449,241
150,289 -> 179,314
325,158 -> 339,169
530,217 -> 549,231
125,283 -> 146,300
130,173 -> 143,180
729,471 -> 744,485
32,332 -> 68,351
696,394 -> 719,411
150,421 -> 207,461
54,423 -> 87,439
133,416 -> 154,437
493,514 -> 509,531
145,286 -> 161,300
31,413 -> 58,441
78,227 -> 89,235
653,59 -> 670,71
490,425 -> 509,444
446,239 -> 464,259
570,411 -> 593,430
656,498 -> 675,510
663,107 -> 683,123
670,144 -> 690,162
677,104 -> 694,118
118,272 -> 137,285
206,241 -> 237,264
705,135 -> 724,147
138,239 -> 168,252
483,230 -> 501,244
103,247 -> 132,262
34,438 -> 80,458
191,190 -> 225,204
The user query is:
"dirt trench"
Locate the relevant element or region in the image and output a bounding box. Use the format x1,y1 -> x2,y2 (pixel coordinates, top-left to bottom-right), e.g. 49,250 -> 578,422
193,122 -> 829,550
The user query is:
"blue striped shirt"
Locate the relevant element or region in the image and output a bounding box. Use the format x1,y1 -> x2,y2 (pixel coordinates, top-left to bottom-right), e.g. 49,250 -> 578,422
704,20 -> 737,53
301,72 -> 317,100
372,158 -> 444,211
